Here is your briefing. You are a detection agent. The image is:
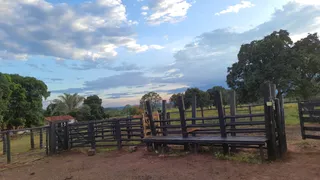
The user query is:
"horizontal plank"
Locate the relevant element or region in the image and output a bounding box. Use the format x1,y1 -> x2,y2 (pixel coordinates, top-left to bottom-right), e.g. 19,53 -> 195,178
186,117 -> 219,121
304,127 -> 320,131
226,121 -> 265,126
304,135 -> 320,139
193,131 -> 221,135
301,110 -> 320,115
143,136 -> 267,145
301,117 -> 320,123
186,124 -> 220,128
225,113 -> 265,119
227,129 -> 265,133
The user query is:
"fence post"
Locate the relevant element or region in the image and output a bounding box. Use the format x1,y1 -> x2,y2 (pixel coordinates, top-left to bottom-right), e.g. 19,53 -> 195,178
146,101 -> 157,136
6,131 -> 11,164
298,100 -> 306,139
88,122 -> 96,150
30,129 -> 35,150
2,133 -> 6,155
139,117 -> 144,142
215,91 -> 228,154
178,95 -> 188,151
49,122 -> 56,155
39,128 -> 43,149
229,90 -> 236,152
274,98 -> 286,157
115,120 -> 122,150
166,112 -> 171,125
162,100 -> 168,136
64,123 -> 69,150
45,127 -> 49,155
264,83 -> 277,160
191,94 -> 197,137
248,105 -> 253,123
279,95 -> 287,152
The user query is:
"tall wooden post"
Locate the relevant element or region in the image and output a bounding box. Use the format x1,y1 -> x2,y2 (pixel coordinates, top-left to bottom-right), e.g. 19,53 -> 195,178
248,105 -> 253,122
162,100 -> 168,136
275,98 -> 286,157
30,129 -> 35,149
264,83 -> 277,160
6,131 -> 11,164
178,95 -> 188,150
229,90 -> 237,152
146,101 -> 156,136
115,120 -> 122,150
49,122 -> 56,155
215,91 -> 228,154
39,128 -> 43,149
279,95 -> 287,152
64,123 -> 69,150
192,94 -> 197,136
88,122 -> 95,150
2,133 -> 6,155
45,127 -> 49,155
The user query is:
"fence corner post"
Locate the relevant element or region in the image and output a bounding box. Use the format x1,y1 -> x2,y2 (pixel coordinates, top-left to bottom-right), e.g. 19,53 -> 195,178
115,120 -> 122,150
6,131 -> 11,164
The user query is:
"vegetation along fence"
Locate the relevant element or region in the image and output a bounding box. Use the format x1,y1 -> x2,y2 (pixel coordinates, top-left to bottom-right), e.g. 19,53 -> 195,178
298,100 -> 320,139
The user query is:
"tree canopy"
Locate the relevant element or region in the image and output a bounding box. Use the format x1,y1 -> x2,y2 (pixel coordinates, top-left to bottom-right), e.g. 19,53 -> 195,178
0,73 -> 50,129
139,92 -> 162,111
184,88 -> 211,110
206,86 -> 230,106
227,29 -> 320,102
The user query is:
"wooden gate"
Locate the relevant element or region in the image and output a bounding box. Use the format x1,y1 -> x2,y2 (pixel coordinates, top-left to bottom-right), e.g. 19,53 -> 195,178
48,121 -> 69,154
298,100 -> 320,139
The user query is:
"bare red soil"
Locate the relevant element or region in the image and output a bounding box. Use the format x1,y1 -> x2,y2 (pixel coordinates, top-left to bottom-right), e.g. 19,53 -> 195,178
1,126 -> 320,180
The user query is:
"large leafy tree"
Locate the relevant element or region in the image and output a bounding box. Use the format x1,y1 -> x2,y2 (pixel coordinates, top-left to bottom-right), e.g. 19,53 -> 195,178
184,88 -> 211,111
290,33 -> 320,100
227,30 -> 295,103
169,93 -> 184,108
0,73 -> 11,129
83,95 -> 105,120
139,92 -> 162,111
207,86 -> 230,106
0,73 -> 50,129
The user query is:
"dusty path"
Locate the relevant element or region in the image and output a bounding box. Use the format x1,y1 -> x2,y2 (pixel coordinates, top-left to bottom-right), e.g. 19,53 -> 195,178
1,126 -> 320,180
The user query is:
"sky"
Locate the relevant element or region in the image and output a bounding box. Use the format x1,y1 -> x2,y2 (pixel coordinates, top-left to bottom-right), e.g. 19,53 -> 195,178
0,0 -> 320,107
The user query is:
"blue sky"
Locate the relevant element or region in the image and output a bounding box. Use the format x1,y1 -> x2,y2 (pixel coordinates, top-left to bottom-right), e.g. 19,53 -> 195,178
0,0 -> 320,107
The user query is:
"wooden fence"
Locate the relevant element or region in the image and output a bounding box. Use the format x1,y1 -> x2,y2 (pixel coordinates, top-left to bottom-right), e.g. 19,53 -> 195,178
298,100 -> 320,139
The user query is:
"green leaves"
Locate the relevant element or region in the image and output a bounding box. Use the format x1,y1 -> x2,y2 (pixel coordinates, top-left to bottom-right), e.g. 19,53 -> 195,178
227,30 -> 320,102
139,91 -> 162,111
0,73 -> 49,129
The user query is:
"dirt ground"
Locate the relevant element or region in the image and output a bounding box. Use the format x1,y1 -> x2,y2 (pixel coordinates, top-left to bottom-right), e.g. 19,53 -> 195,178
1,126 -> 320,180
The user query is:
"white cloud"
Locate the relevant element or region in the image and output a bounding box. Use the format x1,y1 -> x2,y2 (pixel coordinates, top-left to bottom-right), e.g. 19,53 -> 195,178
141,12 -> 148,16
215,1 -> 255,16
141,6 -> 149,10
145,0 -> 193,25
0,0 -> 161,61
294,0 -> 320,6
149,45 -> 165,50
158,2 -> 320,87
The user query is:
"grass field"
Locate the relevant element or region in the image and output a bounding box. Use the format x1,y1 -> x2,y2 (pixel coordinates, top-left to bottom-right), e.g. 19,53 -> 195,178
167,103 -> 299,125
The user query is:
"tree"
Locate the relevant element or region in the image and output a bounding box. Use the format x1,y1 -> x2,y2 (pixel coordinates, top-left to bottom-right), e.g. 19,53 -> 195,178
227,30 -> 295,103
69,104 -> 92,121
169,93 -> 184,108
123,104 -> 141,116
2,74 -> 50,128
207,86 -> 230,106
83,95 -> 105,120
51,93 -> 84,114
0,73 -> 11,129
290,33 -> 320,100
139,92 -> 162,111
184,88 -> 211,111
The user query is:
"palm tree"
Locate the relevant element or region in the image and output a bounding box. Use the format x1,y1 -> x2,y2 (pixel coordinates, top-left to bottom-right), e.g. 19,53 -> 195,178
49,93 -> 84,115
